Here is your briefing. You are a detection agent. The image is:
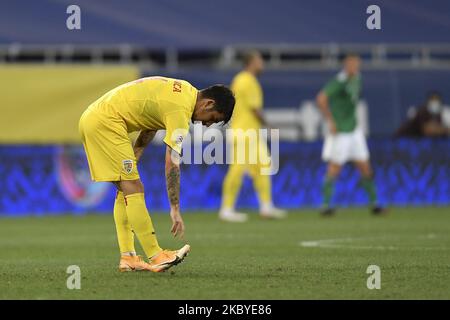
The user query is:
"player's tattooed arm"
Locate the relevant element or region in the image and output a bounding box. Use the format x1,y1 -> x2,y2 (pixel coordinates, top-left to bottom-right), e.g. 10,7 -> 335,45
165,162 -> 180,207
133,130 -> 156,161
165,146 -> 185,238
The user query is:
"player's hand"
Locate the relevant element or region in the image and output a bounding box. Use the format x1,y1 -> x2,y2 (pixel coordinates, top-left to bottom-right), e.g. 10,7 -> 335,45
328,120 -> 337,135
170,208 -> 185,239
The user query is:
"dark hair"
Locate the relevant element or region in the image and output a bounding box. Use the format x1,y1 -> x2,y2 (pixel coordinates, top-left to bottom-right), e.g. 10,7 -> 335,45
427,91 -> 442,101
243,50 -> 262,67
200,85 -> 235,124
343,52 -> 361,60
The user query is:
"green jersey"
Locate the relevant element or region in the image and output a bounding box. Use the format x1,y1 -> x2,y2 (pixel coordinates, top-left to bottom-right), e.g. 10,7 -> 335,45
323,71 -> 361,132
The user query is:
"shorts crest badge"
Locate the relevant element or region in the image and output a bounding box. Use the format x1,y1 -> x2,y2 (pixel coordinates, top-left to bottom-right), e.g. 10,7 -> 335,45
122,159 -> 133,174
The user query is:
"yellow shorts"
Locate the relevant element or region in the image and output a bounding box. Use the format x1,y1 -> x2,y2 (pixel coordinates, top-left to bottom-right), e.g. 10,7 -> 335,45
78,106 -> 139,182
229,133 -> 271,168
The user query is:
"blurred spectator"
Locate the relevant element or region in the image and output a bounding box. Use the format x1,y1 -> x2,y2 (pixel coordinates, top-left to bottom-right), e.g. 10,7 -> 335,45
395,92 -> 450,138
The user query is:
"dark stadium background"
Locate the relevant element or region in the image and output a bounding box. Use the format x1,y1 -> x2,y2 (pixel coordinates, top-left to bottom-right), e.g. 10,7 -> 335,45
0,0 -> 449,215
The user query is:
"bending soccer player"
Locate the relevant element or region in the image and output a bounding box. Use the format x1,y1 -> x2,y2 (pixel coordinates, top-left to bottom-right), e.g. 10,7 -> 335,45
79,77 -> 235,271
220,51 -> 286,222
316,54 -> 386,216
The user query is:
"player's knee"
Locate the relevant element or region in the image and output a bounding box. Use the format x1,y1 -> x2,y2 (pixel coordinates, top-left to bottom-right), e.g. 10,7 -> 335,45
120,179 -> 144,195
226,166 -> 243,179
327,163 -> 342,178
248,166 -> 260,179
357,162 -> 373,178
361,168 -> 373,178
224,175 -> 238,189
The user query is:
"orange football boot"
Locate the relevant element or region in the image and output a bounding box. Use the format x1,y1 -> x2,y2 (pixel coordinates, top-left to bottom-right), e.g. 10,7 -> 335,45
148,244 -> 191,272
118,255 -> 154,272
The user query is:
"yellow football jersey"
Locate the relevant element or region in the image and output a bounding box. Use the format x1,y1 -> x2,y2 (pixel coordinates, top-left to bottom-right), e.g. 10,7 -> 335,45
87,76 -> 197,154
230,71 -> 263,130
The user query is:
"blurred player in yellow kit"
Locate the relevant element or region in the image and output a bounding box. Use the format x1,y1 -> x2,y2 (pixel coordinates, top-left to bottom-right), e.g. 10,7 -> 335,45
79,76 -> 235,272
219,51 -> 286,222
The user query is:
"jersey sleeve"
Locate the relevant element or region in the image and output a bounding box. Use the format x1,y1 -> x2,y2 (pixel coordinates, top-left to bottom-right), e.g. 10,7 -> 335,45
163,111 -> 190,155
323,79 -> 342,98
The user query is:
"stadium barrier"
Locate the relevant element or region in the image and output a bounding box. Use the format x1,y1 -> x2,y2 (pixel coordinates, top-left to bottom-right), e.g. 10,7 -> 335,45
0,139 -> 448,215
2,65 -> 450,141
0,65 -> 138,143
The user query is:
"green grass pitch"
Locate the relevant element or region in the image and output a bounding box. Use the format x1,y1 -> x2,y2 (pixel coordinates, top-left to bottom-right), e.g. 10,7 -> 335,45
0,207 -> 449,299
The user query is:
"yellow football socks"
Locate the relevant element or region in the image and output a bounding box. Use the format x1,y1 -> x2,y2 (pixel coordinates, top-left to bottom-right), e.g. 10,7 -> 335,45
113,191 -> 135,254
124,193 -> 162,258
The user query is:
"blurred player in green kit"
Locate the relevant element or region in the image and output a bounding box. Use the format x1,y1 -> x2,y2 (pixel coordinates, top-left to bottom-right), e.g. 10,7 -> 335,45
316,53 -> 386,216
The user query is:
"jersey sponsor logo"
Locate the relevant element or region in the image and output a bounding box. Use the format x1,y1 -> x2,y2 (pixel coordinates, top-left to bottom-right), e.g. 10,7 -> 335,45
122,159 -> 133,174
175,135 -> 184,146
173,80 -> 182,92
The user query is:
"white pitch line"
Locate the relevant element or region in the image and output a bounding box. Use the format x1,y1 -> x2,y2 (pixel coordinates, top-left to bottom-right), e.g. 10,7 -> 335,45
299,235 -> 449,251
298,237 -> 398,250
